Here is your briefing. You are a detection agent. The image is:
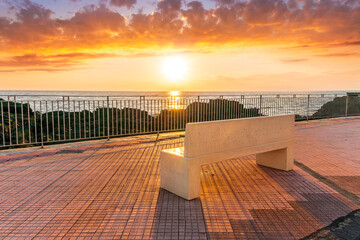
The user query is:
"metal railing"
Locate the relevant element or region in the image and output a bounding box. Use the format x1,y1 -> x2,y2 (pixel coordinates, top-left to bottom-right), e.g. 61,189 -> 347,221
0,93 -> 358,148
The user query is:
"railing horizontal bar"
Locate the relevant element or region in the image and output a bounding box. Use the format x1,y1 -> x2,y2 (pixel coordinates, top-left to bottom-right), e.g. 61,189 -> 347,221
0,94 -> 357,149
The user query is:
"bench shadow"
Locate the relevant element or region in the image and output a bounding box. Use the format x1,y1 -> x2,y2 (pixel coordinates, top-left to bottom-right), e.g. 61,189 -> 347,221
258,165 -> 356,224
224,162 -> 357,239
198,158 -> 356,239
151,188 -> 208,240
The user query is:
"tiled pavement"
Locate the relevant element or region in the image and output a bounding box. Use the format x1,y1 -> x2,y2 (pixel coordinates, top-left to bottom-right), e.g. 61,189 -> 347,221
0,118 -> 359,239
295,117 -> 360,198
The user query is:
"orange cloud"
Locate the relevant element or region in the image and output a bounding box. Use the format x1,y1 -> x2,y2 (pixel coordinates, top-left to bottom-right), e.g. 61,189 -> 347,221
1,0 -> 360,70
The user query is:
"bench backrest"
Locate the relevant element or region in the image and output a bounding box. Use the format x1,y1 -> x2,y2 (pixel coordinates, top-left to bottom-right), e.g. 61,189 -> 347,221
183,115 -> 294,158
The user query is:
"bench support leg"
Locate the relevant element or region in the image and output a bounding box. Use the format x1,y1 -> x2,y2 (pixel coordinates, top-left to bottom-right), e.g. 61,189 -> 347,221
256,145 -> 294,171
160,151 -> 201,200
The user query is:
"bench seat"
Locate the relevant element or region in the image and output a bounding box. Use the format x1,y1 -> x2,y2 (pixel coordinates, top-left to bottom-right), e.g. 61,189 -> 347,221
160,115 -> 295,200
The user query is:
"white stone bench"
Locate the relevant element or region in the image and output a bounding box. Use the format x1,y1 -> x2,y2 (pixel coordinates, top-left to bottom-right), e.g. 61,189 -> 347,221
160,115 -> 294,200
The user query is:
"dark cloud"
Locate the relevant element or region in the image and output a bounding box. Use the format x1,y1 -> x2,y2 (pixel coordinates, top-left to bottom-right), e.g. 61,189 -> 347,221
0,53 -> 120,73
335,41 -> 360,46
0,68 -> 75,72
110,0 -> 137,9
281,58 -> 309,63
0,51 -> 166,71
129,0 -> 183,45
315,52 -> 359,57
0,54 -> 79,68
181,1 -> 220,43
0,0 -> 58,46
215,0 -> 235,5
157,0 -> 181,12
58,4 -> 126,34
242,0 -> 289,25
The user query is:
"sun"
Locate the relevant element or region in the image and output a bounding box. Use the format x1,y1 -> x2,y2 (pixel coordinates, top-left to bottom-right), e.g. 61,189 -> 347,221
162,56 -> 188,82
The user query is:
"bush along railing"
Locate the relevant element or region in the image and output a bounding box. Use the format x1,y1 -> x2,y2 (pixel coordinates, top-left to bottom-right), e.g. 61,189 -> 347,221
0,93 -> 359,148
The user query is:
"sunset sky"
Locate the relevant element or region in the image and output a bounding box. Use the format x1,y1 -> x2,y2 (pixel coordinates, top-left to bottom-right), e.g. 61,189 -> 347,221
0,0 -> 359,91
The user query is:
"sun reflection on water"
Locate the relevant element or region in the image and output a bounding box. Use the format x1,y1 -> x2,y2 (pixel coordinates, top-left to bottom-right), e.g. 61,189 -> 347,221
169,91 -> 182,109
170,91 -> 180,96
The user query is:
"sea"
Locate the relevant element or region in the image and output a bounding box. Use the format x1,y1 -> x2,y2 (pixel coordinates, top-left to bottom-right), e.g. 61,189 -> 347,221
0,90 -> 349,100
0,90 -> 351,117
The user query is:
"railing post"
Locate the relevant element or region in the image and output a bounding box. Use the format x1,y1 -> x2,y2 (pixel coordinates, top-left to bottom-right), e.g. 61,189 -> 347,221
68,97 -> 71,139
107,96 -> 110,140
14,96 -> 18,145
7,96 -> 12,146
345,95 -> 349,117
40,101 -> 44,148
197,96 -> 200,122
140,96 -> 145,133
307,94 -> 310,121
259,95 -> 262,115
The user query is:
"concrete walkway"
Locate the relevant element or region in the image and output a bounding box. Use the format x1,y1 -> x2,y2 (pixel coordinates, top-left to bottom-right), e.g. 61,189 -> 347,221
0,117 -> 359,239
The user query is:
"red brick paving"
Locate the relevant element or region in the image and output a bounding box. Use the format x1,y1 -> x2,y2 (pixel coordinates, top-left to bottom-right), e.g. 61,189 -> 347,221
295,117 -> 360,197
0,118 -> 359,239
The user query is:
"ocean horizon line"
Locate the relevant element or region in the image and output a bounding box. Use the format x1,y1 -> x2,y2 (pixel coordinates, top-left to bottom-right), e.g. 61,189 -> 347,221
0,90 -> 352,96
